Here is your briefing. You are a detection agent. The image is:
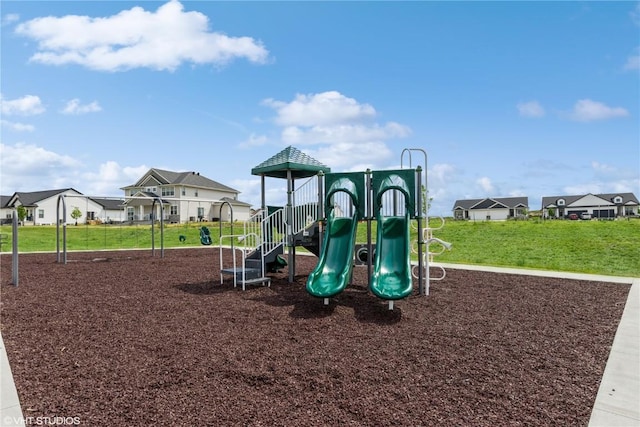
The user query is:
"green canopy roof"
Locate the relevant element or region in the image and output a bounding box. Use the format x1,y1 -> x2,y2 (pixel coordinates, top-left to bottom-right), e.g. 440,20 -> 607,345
251,146 -> 331,179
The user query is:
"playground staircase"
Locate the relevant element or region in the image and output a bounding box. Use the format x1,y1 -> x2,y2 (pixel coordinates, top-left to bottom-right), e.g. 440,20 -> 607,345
219,208 -> 287,290
244,244 -> 287,273
219,175 -> 322,289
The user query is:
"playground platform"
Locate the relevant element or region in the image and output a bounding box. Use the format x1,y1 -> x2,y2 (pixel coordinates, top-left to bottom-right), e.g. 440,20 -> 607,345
1,265 -> 638,426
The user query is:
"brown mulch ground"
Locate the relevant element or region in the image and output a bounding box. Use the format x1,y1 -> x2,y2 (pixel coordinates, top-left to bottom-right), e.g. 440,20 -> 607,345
0,248 -> 630,426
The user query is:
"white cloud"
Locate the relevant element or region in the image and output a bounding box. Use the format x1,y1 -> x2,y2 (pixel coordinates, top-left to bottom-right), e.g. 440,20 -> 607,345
428,163 -> 455,186
631,3 -> 640,26
281,122 -> 410,146
263,91 -> 376,127
2,13 -> 20,26
1,120 -> 35,132
591,161 -> 617,175
0,142 -> 82,192
517,100 -> 545,118
61,99 -> 102,115
82,161 -> 148,196
0,143 -> 151,196
624,47 -> 640,71
476,176 -> 494,193
1,94 -> 45,116
238,133 -> 268,149
262,91 -> 410,170
230,177 -> 263,208
567,99 -> 629,122
306,141 -> 393,170
507,189 -> 527,197
15,0 -> 269,72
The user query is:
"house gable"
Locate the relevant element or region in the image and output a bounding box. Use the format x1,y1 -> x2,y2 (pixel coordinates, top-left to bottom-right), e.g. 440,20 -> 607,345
452,199 -> 481,211
471,198 -> 508,210
567,193 -> 612,207
140,176 -> 162,189
456,197 -> 528,211
8,188 -> 83,207
124,168 -> 239,195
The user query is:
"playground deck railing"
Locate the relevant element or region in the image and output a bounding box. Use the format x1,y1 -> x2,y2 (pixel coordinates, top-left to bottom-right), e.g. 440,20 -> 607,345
290,175 -> 320,233
244,208 -> 286,259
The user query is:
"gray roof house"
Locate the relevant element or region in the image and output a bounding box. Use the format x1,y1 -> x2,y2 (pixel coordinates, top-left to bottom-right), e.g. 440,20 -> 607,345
0,195 -> 14,224
541,193 -> 639,219
453,197 -> 529,221
3,189 -> 124,225
121,168 -> 252,223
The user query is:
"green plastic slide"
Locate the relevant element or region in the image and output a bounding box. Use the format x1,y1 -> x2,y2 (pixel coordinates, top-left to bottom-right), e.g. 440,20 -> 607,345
305,211 -> 358,299
369,212 -> 413,300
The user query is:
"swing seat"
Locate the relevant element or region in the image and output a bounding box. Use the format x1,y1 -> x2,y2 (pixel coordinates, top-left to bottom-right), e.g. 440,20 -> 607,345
200,226 -> 212,245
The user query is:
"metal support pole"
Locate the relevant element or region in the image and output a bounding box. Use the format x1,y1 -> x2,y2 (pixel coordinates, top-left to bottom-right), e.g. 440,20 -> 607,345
366,169 -> 373,284
260,175 -> 266,214
317,172 -> 325,254
287,170 -> 295,283
416,166 -> 425,295
151,198 -> 165,257
56,195 -> 67,264
11,210 -> 18,286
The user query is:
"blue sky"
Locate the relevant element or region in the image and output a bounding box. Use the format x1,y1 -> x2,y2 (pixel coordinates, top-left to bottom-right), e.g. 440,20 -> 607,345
1,1 -> 638,216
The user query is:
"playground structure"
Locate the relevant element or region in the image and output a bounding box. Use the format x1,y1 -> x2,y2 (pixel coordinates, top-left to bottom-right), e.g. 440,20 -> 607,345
28,145 -> 451,306
220,146 -> 452,308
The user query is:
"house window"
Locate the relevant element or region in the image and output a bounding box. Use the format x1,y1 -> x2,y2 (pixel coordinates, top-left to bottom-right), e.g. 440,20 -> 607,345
195,190 -> 198,197
87,211 -> 96,220
197,207 -> 204,220
170,205 -> 178,215
162,187 -> 175,197
145,186 -> 157,194
181,188 -> 186,196
614,196 -> 623,204
127,207 -> 135,221
38,209 -> 44,219
557,199 -> 565,206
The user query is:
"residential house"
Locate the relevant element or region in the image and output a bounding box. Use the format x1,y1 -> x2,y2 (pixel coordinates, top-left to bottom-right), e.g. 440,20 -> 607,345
89,197 -> 127,223
452,197 -> 529,221
541,193 -> 639,219
3,189 -> 125,225
1,195 -> 13,224
121,168 -> 251,223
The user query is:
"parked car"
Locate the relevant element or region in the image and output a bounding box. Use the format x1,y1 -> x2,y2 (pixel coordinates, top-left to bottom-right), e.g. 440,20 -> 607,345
568,213 -> 579,220
581,213 -> 591,220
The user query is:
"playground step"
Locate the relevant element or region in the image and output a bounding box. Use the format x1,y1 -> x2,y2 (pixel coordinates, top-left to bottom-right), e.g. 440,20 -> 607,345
221,267 -> 271,291
221,267 -> 263,280
244,259 -> 263,271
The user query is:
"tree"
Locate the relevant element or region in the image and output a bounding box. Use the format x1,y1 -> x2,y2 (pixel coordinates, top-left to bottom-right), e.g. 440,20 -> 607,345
421,185 -> 433,215
71,207 -> 82,226
16,206 -> 27,224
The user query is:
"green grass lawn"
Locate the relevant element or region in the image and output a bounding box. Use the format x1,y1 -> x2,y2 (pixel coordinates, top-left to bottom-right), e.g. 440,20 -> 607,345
430,218 -> 639,277
1,218 -> 638,277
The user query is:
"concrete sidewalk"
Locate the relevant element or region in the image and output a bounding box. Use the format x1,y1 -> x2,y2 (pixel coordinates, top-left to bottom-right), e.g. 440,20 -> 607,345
588,278 -> 640,426
0,331 -> 24,426
1,266 -> 638,426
